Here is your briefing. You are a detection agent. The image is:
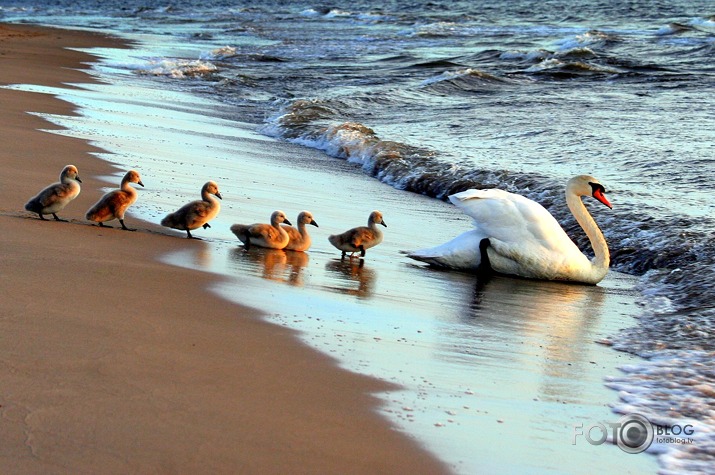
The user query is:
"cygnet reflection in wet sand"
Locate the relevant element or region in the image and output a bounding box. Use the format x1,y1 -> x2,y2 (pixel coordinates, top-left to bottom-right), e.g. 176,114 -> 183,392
324,258 -> 376,299
229,247 -> 310,286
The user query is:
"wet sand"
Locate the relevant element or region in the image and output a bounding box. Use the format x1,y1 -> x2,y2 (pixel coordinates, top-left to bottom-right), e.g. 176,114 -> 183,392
0,24 -> 449,474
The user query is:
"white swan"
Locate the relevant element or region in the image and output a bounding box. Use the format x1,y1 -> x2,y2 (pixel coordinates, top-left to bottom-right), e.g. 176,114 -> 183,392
328,210 -> 386,258
282,211 -> 319,252
24,164 -> 82,221
161,181 -> 222,239
230,210 -> 292,250
85,170 -> 144,231
407,175 -> 612,284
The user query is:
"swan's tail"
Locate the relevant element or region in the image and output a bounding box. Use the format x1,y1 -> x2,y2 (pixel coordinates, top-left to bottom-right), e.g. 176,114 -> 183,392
405,230 -> 484,271
405,250 -> 458,268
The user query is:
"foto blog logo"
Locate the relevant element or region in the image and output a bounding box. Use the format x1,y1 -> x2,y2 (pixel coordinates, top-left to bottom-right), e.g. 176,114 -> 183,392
573,413 -> 654,454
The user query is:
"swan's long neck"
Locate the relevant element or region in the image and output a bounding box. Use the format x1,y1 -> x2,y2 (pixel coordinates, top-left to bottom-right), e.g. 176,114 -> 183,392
565,191 -> 610,271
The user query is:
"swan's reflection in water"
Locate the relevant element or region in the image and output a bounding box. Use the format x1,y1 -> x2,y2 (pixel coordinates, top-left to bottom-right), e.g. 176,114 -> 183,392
324,258 -> 376,299
228,247 -> 310,286
439,273 -> 609,403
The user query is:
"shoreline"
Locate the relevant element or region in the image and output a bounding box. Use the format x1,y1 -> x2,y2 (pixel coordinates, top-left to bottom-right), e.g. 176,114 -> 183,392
0,23 -> 449,474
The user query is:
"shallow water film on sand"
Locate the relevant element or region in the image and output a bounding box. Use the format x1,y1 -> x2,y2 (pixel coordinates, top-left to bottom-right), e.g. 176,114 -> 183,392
3,0 -> 714,472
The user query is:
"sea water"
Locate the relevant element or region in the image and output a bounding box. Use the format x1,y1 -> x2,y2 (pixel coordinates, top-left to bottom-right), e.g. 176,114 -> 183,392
3,1 -> 713,472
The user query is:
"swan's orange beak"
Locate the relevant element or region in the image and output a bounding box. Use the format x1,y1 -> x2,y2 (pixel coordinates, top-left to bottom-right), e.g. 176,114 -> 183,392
593,188 -> 612,209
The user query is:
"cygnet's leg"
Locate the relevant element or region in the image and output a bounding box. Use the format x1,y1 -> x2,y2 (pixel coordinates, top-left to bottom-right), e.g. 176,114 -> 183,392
98,222 -> 113,228
186,229 -> 194,239
52,213 -> 67,222
37,213 -> 48,221
119,219 -> 135,232
243,232 -> 251,250
203,223 -> 211,229
359,245 -> 366,258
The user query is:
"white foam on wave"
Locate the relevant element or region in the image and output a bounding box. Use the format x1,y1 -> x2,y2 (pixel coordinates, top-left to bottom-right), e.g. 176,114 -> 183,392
199,46 -> 238,61
133,58 -> 218,78
656,24 -> 689,36
300,7 -> 350,18
500,49 -> 551,61
290,121 -> 380,166
419,68 -> 504,87
263,114 -> 426,191
555,30 -> 613,51
605,350 -> 715,475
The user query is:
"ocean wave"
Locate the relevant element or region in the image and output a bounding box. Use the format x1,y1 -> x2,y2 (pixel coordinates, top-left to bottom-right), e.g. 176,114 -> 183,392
555,29 -> 621,50
300,6 -> 393,24
199,46 -> 238,61
499,45 -> 673,80
419,68 -> 511,93
500,49 -> 553,62
525,58 -> 623,77
132,58 -> 219,78
411,21 -> 468,38
656,22 -> 697,35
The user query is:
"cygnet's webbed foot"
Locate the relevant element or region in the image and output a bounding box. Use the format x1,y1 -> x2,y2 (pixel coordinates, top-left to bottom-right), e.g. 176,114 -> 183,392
52,213 -> 67,222
38,213 -> 48,221
119,220 -> 136,232
185,230 -> 203,240
202,223 -> 211,229
98,222 -> 113,228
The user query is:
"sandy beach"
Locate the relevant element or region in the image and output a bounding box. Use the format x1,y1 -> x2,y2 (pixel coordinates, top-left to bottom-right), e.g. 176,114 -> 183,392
0,23 -> 449,474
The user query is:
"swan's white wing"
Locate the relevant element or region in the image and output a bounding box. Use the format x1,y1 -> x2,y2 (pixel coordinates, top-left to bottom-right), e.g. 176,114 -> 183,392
448,189 -> 578,254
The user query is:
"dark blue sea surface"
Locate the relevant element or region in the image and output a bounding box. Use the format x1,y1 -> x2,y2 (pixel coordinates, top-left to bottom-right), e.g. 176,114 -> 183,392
2,1 -> 714,472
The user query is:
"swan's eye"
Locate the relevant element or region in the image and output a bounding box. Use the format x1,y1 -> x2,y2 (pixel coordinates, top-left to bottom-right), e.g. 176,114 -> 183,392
589,182 -> 606,194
